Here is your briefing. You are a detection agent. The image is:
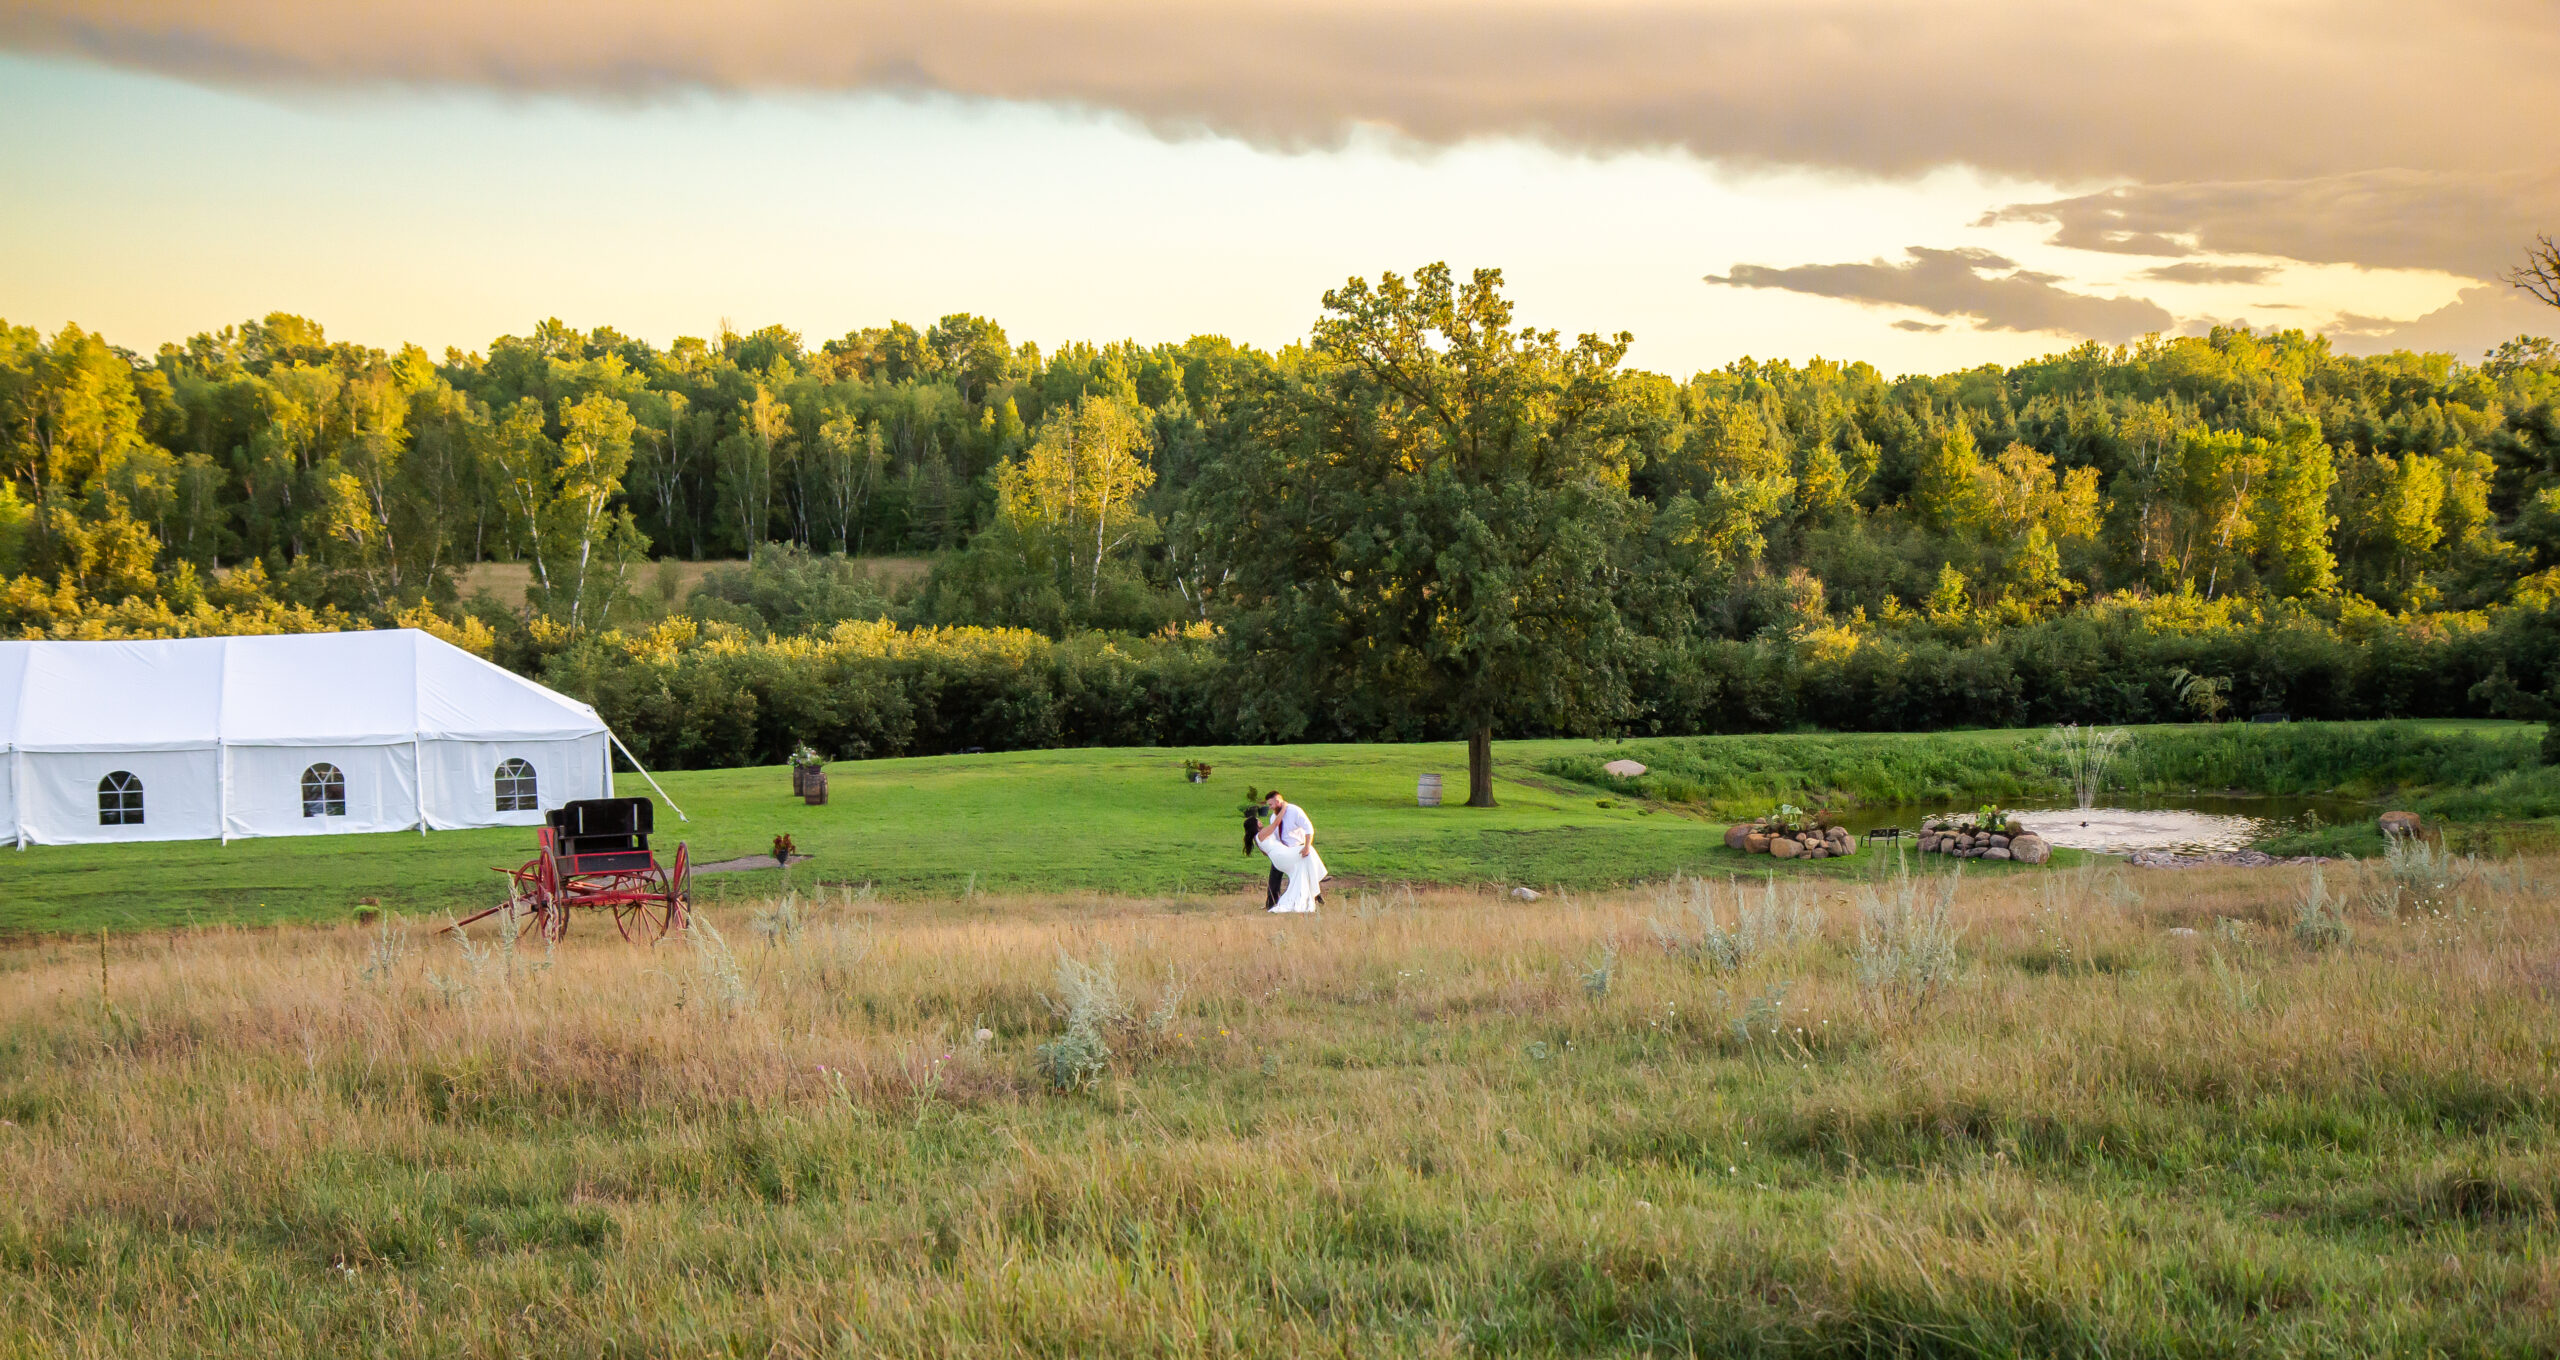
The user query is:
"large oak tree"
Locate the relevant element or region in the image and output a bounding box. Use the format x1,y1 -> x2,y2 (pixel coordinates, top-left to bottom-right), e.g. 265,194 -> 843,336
1189,264 -> 1640,806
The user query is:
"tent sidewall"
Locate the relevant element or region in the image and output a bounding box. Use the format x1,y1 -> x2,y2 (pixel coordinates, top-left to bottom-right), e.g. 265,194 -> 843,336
420,736 -> 610,832
19,749 -> 223,845
224,743 -> 421,839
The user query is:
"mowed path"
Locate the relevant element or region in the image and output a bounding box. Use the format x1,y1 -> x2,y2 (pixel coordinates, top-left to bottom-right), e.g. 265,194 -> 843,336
0,740 -> 1735,934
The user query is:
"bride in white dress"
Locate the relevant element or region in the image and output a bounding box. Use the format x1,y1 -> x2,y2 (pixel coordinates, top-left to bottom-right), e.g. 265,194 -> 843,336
1251,811 -> 1325,913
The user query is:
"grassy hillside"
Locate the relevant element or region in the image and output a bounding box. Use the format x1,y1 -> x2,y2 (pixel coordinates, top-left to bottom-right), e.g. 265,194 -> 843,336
1552,720 -> 2541,814
1,859 -> 2551,1355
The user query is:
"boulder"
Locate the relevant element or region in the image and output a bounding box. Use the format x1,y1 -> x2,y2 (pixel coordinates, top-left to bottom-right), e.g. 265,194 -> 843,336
1989,834 -> 2011,849
1805,846 -> 1826,859
1510,886 -> 1542,902
1744,833 -> 1771,854
1602,759 -> 1648,778
1832,835 -> 1857,856
1984,847 -> 2012,860
2378,810 -> 2422,837
2008,833 -> 2051,865
1724,823 -> 1754,850
1769,837 -> 1802,859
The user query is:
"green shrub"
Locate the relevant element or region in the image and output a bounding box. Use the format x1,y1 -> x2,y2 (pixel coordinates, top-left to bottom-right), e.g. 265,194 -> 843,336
1855,863 -> 1966,1011
1035,951 -> 1127,1093
2293,867 -> 2354,950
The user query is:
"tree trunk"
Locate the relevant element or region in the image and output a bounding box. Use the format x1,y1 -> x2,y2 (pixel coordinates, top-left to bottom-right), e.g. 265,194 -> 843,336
1466,722 -> 1497,808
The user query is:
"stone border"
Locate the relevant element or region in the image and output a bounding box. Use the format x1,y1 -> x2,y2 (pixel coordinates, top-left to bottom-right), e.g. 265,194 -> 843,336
1915,826 -> 2050,865
1720,820 -> 1858,860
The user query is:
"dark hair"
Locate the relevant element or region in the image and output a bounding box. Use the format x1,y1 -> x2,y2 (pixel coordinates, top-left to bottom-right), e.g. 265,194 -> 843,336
1265,791 -> 1284,803
1242,809 -> 1264,855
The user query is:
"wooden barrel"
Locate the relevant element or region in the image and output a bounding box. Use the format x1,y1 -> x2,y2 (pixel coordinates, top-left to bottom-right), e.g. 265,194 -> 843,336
1416,772 -> 1442,807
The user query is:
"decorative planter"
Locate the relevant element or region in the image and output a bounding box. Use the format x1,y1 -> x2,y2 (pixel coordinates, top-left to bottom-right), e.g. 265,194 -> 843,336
802,771 -> 828,806
1417,772 -> 1442,807
1187,771 -> 1207,783
1724,818 -> 1858,860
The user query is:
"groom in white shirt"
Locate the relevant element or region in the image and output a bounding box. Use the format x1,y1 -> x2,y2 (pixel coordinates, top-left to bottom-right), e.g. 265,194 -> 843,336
1264,791 -> 1326,907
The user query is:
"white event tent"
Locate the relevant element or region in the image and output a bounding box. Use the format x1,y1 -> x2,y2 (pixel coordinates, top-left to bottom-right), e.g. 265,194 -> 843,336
0,629 -> 622,846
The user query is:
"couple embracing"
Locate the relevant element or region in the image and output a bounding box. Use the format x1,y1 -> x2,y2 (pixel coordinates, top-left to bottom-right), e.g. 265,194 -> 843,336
1243,790 -> 1328,913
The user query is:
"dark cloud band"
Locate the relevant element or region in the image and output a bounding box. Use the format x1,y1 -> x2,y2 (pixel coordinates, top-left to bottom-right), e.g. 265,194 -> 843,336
1707,247 -> 2174,344
1990,170 -> 2560,283
2,1 -> 2549,191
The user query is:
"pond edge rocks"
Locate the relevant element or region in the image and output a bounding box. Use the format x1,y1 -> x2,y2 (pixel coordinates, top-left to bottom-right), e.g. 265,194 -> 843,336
1722,819 -> 1857,860
1914,825 -> 2051,865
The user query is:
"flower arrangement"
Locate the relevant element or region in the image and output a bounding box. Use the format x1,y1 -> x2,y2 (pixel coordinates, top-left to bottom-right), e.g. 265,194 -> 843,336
1922,805 -> 2019,837
771,832 -> 797,866
1182,759 -> 1214,782
1764,802 -> 1836,837
789,743 -> 826,771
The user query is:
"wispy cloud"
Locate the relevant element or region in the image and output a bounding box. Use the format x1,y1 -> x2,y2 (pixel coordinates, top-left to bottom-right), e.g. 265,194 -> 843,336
2325,284 -> 2557,358
2136,262 -> 2279,286
1707,247 -> 2172,343
1989,170 -> 2560,282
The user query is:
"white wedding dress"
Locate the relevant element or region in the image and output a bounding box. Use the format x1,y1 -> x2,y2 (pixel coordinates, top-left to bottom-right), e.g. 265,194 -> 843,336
1258,827 -> 1325,913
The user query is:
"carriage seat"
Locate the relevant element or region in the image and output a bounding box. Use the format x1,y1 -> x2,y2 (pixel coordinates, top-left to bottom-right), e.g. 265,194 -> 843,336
549,797 -> 657,874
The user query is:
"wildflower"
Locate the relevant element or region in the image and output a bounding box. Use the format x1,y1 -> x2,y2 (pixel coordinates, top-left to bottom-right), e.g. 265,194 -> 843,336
974,1028 -> 994,1043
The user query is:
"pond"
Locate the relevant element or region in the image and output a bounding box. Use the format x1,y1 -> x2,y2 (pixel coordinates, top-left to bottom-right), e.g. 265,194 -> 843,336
1821,795 -> 2368,856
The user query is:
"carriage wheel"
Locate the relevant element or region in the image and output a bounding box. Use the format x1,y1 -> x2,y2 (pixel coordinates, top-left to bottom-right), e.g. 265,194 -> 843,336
503,866 -> 568,944
667,843 -> 692,933
512,889 -> 568,943
612,892 -> 681,944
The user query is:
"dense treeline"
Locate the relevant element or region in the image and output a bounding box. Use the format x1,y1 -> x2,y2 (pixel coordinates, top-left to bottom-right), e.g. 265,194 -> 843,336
529,589 -> 2557,770
5,287 -> 2560,768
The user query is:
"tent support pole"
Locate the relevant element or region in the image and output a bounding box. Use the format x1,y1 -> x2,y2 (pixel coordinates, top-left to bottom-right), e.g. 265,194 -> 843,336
414,737 -> 427,835
607,730 -> 686,822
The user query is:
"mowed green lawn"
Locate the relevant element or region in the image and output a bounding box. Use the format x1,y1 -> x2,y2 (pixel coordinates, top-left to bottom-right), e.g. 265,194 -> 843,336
13,716 -> 2528,937
1,739 -> 1826,935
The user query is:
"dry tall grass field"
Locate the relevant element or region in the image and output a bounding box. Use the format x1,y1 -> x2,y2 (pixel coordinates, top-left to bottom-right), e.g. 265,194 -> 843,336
2,854 -> 2554,1356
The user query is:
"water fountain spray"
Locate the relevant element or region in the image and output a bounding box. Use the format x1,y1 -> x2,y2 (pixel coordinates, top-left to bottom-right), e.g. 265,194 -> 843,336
2048,724 -> 2130,811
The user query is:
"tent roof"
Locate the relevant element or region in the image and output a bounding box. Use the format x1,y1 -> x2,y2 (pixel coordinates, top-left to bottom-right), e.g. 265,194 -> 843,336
0,630 -> 604,752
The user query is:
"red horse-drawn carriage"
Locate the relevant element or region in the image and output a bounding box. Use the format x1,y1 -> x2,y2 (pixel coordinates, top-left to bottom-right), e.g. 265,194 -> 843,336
457,796 -> 691,943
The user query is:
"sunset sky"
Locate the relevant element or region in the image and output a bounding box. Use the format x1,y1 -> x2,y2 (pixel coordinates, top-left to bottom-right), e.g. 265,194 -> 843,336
3,0 -> 2553,374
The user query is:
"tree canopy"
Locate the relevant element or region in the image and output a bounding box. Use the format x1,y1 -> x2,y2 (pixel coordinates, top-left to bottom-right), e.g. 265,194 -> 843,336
3,263 -> 2560,768
1190,265 -> 1642,804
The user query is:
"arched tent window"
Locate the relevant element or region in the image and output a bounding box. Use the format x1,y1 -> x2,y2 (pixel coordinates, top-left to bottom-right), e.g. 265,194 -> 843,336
98,771 -> 144,826
494,758 -> 539,812
301,763 -> 347,818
